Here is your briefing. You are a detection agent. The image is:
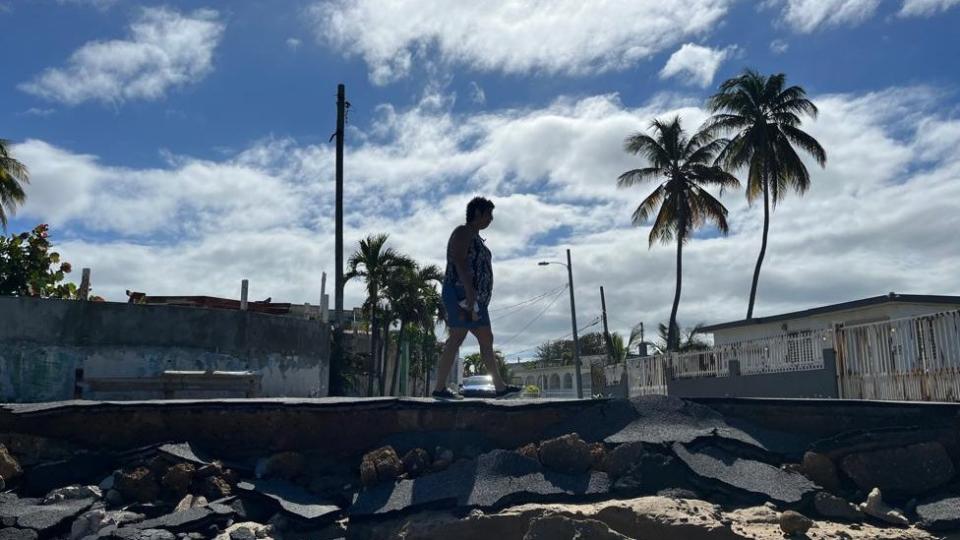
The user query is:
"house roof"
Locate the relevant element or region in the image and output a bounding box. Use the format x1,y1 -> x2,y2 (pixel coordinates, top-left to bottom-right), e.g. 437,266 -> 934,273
700,293 -> 960,332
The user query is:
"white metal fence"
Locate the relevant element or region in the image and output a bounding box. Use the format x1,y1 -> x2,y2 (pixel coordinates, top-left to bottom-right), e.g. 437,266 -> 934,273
836,310 -> 960,401
669,330 -> 830,379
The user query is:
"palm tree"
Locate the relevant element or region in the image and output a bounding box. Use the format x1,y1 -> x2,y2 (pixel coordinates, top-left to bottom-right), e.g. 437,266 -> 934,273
657,322 -> 711,352
618,117 -> 739,351
703,69 -> 826,319
344,234 -> 410,396
1,139 -> 30,231
384,262 -> 442,396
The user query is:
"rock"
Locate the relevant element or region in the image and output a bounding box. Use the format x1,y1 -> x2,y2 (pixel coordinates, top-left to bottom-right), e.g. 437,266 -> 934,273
43,485 -> 102,504
162,464 -> 195,497
916,495 -> 960,531
0,446 -> 22,483
202,476 -> 232,500
858,487 -> 909,526
131,503 -> 234,533
195,462 -> 224,479
99,474 -> 116,491
69,509 -> 110,540
0,495 -> 96,535
0,476 -> 5,491
779,510 -> 813,535
516,444 -> 539,461
801,451 -> 841,492
841,442 -> 954,496
523,514 -> 632,539
174,495 -> 208,513
401,449 -> 432,477
359,447 -> 403,486
814,492 -> 864,521
105,489 -> 124,507
589,443 -> 607,471
359,459 -> 377,487
214,522 -> 274,540
727,505 -> 780,524
117,467 -> 160,504
537,433 -> 592,473
255,452 -> 305,481
228,526 -> 256,540
0,529 -> 37,540
603,442 -> 646,479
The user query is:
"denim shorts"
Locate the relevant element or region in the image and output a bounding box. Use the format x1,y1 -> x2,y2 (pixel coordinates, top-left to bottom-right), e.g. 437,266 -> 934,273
442,283 -> 490,329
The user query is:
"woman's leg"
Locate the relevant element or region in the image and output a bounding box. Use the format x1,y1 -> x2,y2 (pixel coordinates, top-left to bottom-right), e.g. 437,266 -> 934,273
434,327 -> 468,392
469,325 -> 506,392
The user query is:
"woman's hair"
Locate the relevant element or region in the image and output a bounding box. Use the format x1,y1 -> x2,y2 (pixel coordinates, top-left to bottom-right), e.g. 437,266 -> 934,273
466,197 -> 495,223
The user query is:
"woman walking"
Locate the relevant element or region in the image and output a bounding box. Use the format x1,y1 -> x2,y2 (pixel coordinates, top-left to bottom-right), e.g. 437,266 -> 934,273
432,197 -> 520,399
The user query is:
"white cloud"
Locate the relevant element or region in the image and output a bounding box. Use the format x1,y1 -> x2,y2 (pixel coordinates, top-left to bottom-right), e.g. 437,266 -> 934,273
20,107 -> 55,117
469,81 -> 486,105
770,39 -> 789,54
56,0 -> 121,10
13,87 -> 960,359
659,43 -> 736,87
20,7 -> 225,105
308,0 -> 733,84
286,37 -> 302,50
773,0 -> 881,32
899,0 -> 960,16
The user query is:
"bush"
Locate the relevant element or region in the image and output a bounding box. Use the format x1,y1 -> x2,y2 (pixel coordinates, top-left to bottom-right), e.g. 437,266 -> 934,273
0,224 -> 83,299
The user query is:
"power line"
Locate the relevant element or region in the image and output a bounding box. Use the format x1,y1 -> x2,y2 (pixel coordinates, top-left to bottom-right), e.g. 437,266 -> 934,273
496,286 -> 568,349
501,315 -> 602,359
488,284 -> 567,314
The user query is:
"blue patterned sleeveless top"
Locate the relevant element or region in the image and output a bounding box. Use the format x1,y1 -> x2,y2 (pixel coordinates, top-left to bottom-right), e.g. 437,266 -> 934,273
444,228 -> 494,307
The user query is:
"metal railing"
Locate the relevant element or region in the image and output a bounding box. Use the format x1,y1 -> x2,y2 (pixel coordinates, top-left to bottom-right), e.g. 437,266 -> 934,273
836,309 -> 960,401
668,330 -> 829,379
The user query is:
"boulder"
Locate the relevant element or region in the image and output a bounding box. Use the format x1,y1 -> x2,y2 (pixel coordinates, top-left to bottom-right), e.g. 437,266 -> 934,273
201,476 -> 232,500
516,444 -> 539,461
858,487 -> 909,526
117,467 -> 160,504
360,447 -> 403,486
841,442 -> 953,496
589,443 -> 607,471
603,442 -> 646,479
0,446 -> 22,483
779,510 -> 813,536
916,495 -> 960,531
401,449 -> 431,478
538,433 -> 592,473
801,451 -> 841,492
814,492 -> 864,521
162,464 -> 195,497
255,452 -> 305,481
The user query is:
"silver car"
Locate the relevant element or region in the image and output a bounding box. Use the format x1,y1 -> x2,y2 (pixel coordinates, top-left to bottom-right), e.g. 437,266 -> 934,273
460,374 -> 496,397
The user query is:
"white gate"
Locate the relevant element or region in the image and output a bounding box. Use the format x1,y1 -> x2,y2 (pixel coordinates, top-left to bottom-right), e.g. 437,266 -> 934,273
836,310 -> 960,401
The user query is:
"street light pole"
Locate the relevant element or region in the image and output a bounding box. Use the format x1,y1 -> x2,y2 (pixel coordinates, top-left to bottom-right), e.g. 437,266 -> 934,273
538,249 -> 583,399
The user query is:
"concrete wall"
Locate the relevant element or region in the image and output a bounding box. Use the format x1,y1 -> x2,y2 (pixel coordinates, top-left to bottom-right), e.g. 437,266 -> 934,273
667,350 -> 839,399
712,302 -> 960,345
0,296 -> 329,402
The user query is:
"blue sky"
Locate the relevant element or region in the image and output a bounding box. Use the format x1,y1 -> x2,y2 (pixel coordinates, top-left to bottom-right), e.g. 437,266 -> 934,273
3,0 -> 960,358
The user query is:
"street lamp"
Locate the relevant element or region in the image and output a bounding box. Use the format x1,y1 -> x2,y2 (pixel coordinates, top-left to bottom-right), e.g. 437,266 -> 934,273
538,249 -> 583,399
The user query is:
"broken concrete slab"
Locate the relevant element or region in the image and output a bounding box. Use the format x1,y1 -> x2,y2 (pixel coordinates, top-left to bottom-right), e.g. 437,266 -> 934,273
156,443 -> 214,468
0,529 -> 38,540
916,495 -> 960,531
349,449 -> 610,518
21,453 -> 116,498
0,494 -> 96,535
236,479 -> 340,522
672,443 -> 818,504
0,445 -> 23,482
129,504 -> 233,533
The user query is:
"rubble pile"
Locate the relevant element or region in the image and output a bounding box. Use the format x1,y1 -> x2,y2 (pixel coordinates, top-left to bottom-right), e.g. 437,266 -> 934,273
1,396 -> 960,539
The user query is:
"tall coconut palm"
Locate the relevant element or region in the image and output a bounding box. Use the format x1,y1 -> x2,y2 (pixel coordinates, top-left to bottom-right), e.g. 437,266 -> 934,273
344,234 -> 410,396
384,262 -> 442,396
703,70 -> 827,319
618,117 -> 739,351
0,139 -> 30,231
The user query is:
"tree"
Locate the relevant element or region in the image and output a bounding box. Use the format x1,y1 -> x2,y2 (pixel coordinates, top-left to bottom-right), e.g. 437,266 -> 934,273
0,140 -> 29,231
657,322 -> 711,352
345,234 -> 411,396
0,224 -> 80,298
618,117 -> 739,351
463,350 -> 511,382
704,69 -> 826,319
384,262 -> 442,396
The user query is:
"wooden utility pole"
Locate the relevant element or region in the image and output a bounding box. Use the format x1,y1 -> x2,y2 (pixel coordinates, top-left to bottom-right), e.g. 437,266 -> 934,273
600,286 -> 613,364
330,83 -> 347,395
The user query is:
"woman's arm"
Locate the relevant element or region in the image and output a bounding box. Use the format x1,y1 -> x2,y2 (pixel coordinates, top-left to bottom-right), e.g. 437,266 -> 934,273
450,227 -> 477,309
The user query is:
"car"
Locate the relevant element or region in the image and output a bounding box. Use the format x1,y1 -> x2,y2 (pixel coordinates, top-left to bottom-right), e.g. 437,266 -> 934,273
460,374 -> 496,397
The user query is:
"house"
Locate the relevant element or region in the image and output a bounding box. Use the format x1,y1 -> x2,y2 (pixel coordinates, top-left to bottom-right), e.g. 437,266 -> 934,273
701,293 -> 960,345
